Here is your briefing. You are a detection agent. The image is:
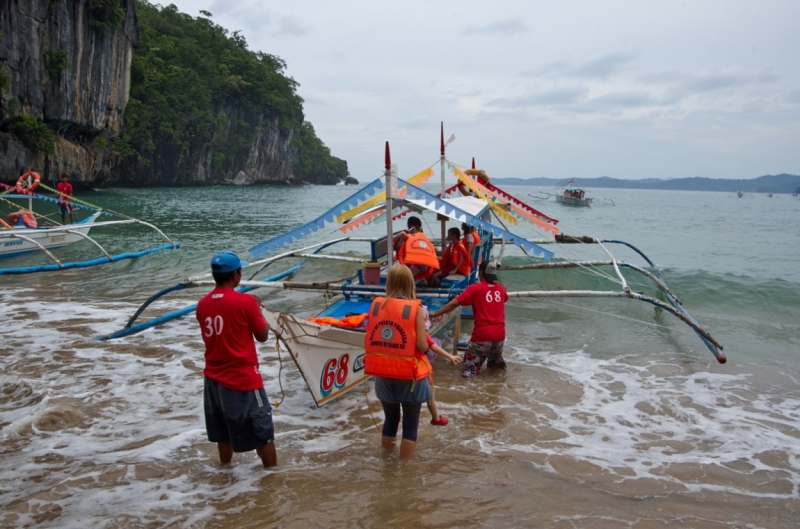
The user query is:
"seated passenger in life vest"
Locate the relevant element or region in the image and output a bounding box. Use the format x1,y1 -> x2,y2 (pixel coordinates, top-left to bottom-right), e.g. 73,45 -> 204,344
7,210 -> 38,228
427,227 -> 470,287
392,215 -> 422,255
394,216 -> 439,281
461,223 -> 482,270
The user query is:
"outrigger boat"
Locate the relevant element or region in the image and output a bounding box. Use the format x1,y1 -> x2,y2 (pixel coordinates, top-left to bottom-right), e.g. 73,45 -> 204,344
555,179 -> 593,206
529,179 -> 613,207
0,183 -> 178,274
101,124 -> 725,407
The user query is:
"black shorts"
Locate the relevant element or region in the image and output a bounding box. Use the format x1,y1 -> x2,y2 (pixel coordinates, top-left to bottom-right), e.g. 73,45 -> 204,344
204,377 -> 275,453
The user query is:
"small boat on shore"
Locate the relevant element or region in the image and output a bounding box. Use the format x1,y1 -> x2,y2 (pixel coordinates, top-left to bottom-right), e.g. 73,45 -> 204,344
0,183 -> 178,274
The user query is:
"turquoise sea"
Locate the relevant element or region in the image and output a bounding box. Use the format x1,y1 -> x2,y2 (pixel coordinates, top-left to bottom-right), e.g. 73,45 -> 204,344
1,182 -> 799,528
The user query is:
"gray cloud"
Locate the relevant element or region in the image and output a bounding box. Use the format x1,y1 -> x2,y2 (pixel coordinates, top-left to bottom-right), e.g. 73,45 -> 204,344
462,19 -> 529,36
488,86 -> 588,109
784,88 -> 800,104
207,1 -> 310,37
273,16 -> 311,36
574,52 -> 636,79
587,91 -> 656,108
684,70 -> 780,94
523,51 -> 636,80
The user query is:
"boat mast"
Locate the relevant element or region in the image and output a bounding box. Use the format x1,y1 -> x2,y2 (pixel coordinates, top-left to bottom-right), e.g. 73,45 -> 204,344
439,122 -> 447,247
385,141 -> 394,268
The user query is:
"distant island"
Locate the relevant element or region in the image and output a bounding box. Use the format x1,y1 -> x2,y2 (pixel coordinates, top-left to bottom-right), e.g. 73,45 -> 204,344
492,173 -> 800,194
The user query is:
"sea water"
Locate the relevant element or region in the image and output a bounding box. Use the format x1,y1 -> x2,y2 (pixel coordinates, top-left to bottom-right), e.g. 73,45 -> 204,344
1,184 -> 799,528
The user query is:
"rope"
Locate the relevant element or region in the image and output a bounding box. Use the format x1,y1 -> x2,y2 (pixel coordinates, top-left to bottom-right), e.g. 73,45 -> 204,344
33,182 -> 109,213
0,195 -> 60,226
36,182 -> 139,220
271,329 -> 287,408
531,297 -> 695,335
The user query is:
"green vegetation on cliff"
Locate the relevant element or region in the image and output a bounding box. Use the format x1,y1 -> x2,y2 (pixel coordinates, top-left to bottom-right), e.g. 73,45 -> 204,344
118,1 -> 347,184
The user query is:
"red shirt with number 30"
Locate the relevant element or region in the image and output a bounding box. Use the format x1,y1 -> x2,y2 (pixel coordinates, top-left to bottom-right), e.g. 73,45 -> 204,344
197,287 -> 267,391
456,281 -> 508,342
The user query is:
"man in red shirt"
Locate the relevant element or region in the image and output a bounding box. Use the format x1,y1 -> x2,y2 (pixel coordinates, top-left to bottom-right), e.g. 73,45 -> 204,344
429,260 -> 509,376
56,174 -> 74,225
196,251 -> 275,467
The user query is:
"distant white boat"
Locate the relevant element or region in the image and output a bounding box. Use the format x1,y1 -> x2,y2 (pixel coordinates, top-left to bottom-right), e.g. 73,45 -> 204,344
555,179 -> 593,207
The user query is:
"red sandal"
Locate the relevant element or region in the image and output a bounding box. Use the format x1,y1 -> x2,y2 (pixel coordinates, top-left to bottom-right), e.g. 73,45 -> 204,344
430,416 -> 449,426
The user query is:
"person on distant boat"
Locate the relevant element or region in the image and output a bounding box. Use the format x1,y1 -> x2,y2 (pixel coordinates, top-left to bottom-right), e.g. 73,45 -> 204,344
57,174 -> 75,225
427,227 -> 470,287
196,251 -> 276,468
364,264 -> 447,460
429,260 -> 509,377
393,216 -> 439,281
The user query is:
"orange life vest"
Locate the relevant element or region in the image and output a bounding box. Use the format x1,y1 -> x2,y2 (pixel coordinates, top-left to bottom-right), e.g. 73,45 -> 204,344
466,231 -> 482,269
307,313 -> 368,328
397,232 -> 439,271
441,240 -> 470,275
364,297 -> 432,381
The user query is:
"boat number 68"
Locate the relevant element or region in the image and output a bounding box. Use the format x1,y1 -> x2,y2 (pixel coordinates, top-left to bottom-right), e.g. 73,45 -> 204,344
320,354 -> 349,396
203,316 -> 224,337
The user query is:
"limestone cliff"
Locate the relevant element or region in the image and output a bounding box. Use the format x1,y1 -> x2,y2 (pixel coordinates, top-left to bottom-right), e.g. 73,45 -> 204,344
0,0 -> 137,184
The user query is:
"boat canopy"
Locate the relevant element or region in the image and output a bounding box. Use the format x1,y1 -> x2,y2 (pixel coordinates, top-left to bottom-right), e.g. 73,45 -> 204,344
248,177 -> 554,260
404,195 -> 489,220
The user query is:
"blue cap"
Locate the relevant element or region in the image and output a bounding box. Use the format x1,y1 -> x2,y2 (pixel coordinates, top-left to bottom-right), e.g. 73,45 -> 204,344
210,251 -> 249,273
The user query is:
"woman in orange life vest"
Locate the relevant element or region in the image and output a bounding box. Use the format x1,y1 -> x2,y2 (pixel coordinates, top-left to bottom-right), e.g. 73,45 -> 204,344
427,227 -> 470,288
393,216 -> 439,281
364,264 -> 458,460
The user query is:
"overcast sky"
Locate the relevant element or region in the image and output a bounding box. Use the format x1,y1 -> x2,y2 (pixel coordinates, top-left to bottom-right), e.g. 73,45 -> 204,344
163,0 -> 799,182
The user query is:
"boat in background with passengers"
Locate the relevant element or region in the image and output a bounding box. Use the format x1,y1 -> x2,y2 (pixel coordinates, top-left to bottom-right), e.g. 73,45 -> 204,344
555,179 -> 593,207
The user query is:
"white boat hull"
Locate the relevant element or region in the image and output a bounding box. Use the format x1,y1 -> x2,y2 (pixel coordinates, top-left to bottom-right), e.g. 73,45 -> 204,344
0,217 -> 98,257
264,310 -> 371,407
555,195 -> 592,207
263,307 -> 459,407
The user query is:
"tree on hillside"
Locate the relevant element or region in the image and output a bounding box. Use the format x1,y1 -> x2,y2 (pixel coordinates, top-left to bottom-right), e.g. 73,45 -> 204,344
117,1 -> 347,184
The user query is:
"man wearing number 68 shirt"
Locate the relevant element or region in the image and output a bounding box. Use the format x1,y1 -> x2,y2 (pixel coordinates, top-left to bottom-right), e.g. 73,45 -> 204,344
429,260 -> 509,377
196,251 -> 276,467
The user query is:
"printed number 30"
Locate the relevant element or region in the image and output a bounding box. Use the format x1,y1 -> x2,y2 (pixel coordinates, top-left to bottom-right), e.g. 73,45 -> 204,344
203,315 -> 223,337
320,354 -> 350,396
485,291 -> 503,302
